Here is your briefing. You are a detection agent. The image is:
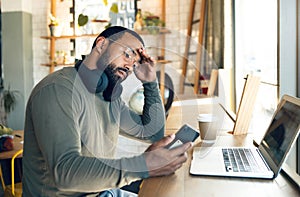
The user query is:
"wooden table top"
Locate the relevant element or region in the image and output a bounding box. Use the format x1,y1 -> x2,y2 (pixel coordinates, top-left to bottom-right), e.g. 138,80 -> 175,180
0,130 -> 23,160
138,99 -> 300,197
165,98 -> 235,135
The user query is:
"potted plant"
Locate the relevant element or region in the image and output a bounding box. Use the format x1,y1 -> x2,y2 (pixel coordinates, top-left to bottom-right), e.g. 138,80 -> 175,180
142,11 -> 165,34
0,86 -> 19,126
0,87 -> 18,152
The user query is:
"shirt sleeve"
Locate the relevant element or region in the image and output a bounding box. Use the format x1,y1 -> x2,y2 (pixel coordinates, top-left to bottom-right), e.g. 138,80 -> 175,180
28,83 -> 149,193
119,81 -> 165,142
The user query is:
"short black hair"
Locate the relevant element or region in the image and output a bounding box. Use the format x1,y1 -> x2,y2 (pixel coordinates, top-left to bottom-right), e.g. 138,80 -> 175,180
92,26 -> 145,49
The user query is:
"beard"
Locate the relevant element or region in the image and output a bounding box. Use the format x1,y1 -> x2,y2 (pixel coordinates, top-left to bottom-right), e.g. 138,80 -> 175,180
97,50 -> 129,85
97,50 -> 128,101
102,63 -> 125,101
104,63 -> 122,85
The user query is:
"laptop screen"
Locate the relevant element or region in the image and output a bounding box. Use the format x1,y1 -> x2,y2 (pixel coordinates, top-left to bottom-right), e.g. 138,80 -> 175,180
261,98 -> 300,166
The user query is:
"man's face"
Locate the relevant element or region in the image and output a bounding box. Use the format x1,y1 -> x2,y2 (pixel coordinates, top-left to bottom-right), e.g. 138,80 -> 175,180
98,32 -> 143,84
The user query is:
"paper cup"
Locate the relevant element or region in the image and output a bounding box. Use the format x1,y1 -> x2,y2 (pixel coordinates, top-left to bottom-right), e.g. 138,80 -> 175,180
197,114 -> 218,143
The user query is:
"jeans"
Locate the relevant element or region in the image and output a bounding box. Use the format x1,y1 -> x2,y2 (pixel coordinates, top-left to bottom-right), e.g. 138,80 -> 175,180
98,189 -> 137,197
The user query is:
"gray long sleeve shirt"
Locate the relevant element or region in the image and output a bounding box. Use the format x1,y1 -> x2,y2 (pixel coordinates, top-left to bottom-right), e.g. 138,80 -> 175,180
22,67 -> 165,196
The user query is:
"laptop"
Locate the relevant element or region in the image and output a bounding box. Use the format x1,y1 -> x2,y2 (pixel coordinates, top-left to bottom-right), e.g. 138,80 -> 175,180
190,94 -> 300,179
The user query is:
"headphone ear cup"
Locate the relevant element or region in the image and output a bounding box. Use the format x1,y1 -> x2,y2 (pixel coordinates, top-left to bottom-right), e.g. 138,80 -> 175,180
103,83 -> 123,101
96,73 -> 108,93
75,60 -> 122,101
76,61 -> 108,94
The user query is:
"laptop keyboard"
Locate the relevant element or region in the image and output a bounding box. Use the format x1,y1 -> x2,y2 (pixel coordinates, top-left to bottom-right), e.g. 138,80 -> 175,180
222,148 -> 266,173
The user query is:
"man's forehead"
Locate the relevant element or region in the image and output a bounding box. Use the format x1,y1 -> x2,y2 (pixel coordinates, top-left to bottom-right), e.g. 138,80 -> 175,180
112,32 -> 143,49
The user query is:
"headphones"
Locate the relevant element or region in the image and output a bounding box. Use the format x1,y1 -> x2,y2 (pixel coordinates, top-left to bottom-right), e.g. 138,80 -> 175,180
75,60 -> 122,101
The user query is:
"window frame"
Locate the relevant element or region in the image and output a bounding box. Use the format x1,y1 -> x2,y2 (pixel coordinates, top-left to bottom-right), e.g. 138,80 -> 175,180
278,0 -> 300,185
234,0 -> 299,185
297,0 -> 300,175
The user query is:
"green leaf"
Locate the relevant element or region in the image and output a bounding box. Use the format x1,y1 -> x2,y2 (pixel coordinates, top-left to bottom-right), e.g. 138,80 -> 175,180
78,14 -> 89,26
110,3 -> 119,14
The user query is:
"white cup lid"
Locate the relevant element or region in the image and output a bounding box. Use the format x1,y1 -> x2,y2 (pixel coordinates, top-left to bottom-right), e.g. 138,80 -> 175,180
197,114 -> 216,122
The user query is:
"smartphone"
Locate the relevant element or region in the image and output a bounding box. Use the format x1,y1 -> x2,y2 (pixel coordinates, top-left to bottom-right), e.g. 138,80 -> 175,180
165,124 -> 199,149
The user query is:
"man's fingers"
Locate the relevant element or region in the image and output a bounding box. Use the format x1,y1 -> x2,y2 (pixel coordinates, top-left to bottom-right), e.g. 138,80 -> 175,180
162,152 -> 187,172
155,134 -> 175,147
137,48 -> 155,65
145,134 -> 175,152
169,142 -> 193,156
146,142 -> 191,177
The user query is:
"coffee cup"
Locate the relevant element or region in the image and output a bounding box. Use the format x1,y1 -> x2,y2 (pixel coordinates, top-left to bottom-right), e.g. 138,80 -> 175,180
197,114 -> 218,143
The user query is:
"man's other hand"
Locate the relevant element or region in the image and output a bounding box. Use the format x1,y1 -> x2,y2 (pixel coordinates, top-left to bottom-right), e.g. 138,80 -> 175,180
144,135 -> 192,177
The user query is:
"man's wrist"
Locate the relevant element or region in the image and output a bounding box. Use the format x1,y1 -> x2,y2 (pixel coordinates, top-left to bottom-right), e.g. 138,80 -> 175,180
143,81 -> 160,97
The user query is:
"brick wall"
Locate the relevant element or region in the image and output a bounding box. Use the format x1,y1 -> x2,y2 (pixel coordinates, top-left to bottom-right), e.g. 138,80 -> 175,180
32,0 -> 49,84
32,0 -> 75,84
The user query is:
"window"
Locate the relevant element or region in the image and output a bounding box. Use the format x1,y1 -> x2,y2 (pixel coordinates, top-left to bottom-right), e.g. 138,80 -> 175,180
235,0 -> 278,139
235,0 -> 299,181
297,0 -> 300,174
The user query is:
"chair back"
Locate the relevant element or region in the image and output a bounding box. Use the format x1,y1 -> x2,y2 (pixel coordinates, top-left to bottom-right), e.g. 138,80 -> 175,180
233,75 -> 260,135
206,69 -> 218,96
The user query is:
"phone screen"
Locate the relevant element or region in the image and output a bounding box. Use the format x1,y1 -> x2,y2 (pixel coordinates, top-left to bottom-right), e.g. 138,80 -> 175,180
166,124 -> 199,149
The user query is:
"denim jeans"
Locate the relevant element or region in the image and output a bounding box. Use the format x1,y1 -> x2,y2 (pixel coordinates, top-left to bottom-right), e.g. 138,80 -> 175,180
98,189 -> 137,197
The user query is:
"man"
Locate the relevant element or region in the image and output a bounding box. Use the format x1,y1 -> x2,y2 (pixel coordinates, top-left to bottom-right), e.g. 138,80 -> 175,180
22,26 -> 191,196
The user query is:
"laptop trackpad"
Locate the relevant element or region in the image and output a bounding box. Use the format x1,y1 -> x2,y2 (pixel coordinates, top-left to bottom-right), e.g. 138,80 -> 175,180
190,147 -> 225,175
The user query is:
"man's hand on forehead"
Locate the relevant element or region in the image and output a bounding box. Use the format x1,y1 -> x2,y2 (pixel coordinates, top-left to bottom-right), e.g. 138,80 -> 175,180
137,48 -> 155,65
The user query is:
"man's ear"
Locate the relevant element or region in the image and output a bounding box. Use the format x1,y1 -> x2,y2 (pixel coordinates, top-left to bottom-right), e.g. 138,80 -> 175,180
95,36 -> 107,54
